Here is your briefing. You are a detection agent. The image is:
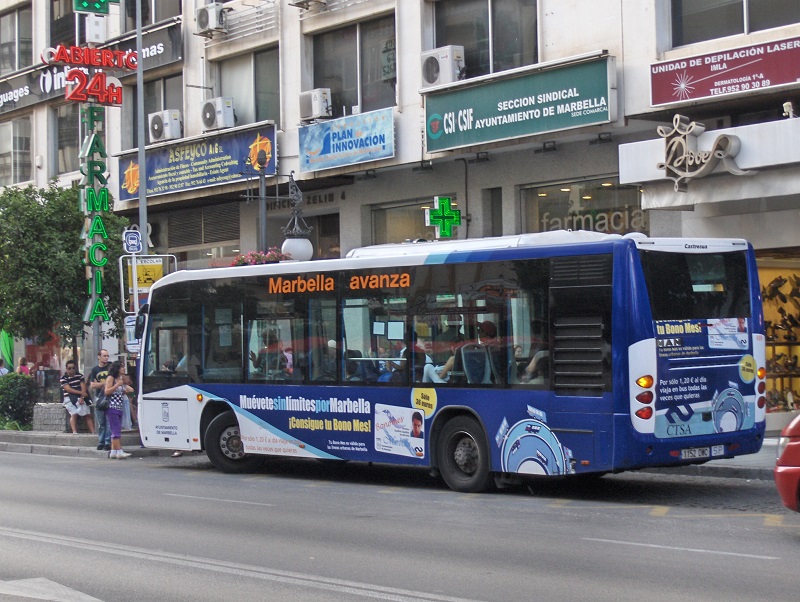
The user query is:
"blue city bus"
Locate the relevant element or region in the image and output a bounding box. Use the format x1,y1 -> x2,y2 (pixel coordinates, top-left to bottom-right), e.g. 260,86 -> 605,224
135,231 -> 766,492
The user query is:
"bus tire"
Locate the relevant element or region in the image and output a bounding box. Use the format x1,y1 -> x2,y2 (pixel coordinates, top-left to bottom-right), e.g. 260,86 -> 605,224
437,415 -> 494,493
205,412 -> 261,473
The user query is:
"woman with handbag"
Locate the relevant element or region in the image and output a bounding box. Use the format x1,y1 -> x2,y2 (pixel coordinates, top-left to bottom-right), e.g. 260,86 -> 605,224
103,361 -> 135,459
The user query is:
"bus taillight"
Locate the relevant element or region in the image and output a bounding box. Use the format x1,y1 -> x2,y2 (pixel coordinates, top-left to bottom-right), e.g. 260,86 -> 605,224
758,397 -> 766,409
757,366 -> 766,380
636,375 -> 654,389
757,381 -> 766,394
636,391 -> 654,404
635,406 -> 653,420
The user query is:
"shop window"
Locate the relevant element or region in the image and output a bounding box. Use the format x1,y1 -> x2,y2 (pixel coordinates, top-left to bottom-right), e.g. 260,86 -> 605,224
313,14 -> 396,118
758,258 -> 800,415
0,5 -> 32,77
522,177 -> 647,236
0,116 -> 32,187
55,103 -> 80,175
372,198 -> 453,245
434,0 -> 537,78
219,47 -> 281,128
672,0 -> 800,47
129,74 -> 183,149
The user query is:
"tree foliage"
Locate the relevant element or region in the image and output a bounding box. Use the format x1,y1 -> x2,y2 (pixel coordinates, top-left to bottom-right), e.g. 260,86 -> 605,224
0,183 -> 128,344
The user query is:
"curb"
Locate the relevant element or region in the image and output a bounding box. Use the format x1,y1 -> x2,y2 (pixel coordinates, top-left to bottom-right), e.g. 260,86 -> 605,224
0,430 -> 173,459
642,465 -> 775,481
0,443 -> 176,459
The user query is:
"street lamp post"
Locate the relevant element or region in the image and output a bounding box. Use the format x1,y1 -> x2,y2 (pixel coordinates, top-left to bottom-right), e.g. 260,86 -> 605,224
281,171 -> 314,261
257,149 -> 268,253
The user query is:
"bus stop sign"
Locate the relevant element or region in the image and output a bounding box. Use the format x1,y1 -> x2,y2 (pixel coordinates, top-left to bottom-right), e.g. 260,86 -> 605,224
123,229 -> 142,254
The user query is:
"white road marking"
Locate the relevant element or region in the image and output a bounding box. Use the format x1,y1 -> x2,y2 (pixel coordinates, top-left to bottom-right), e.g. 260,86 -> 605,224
0,526 -> 481,602
164,493 -> 276,507
582,537 -> 779,560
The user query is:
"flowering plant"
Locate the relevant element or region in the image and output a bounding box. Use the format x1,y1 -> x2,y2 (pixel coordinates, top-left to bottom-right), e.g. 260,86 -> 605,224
230,247 -> 292,266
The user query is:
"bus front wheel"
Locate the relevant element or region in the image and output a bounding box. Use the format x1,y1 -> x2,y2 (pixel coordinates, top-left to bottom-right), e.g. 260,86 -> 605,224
437,416 -> 493,493
205,412 -> 261,473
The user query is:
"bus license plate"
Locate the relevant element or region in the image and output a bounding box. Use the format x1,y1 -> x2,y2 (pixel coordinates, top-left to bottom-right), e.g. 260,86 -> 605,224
680,445 -> 724,460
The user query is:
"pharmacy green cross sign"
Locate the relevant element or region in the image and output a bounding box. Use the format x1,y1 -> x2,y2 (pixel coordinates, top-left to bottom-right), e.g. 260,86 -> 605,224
74,0 -> 109,14
425,196 -> 461,238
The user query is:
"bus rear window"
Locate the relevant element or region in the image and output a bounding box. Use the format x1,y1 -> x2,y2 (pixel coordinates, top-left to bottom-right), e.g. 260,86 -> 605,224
639,250 -> 750,320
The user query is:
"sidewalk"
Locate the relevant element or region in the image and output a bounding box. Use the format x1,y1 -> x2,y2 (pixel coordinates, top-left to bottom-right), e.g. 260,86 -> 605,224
0,429 -> 780,479
642,437 -> 778,481
0,429 -> 174,459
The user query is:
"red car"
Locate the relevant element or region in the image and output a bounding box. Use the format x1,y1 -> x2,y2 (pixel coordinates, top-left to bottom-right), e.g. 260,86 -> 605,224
774,413 -> 800,512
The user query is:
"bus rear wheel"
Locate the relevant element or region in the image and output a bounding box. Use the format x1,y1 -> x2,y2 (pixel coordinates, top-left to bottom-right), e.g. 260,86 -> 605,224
437,415 -> 493,493
205,412 -> 261,473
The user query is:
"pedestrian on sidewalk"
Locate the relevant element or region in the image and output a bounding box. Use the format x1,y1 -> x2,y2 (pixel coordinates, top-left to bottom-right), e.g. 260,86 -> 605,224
60,360 -> 95,435
15,357 -> 29,375
104,361 -> 134,459
88,349 -> 112,451
0,359 -> 8,376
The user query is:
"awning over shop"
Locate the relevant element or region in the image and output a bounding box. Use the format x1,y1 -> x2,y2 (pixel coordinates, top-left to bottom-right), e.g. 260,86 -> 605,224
619,117 -> 800,209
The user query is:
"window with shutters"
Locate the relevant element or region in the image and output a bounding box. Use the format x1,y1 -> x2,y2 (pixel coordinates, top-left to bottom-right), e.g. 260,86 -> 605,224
168,203 -> 241,269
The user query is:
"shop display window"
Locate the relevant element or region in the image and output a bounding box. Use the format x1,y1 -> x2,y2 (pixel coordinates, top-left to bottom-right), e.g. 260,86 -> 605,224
522,177 -> 646,235
760,262 -> 800,414
372,199 -> 447,244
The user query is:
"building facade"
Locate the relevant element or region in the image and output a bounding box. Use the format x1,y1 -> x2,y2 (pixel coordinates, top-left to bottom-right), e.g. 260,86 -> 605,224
1,0 -> 799,423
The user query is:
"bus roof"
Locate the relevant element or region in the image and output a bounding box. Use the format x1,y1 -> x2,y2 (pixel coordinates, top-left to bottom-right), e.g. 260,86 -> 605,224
346,230 -> 625,258
347,231 -> 750,258
147,230 -> 750,292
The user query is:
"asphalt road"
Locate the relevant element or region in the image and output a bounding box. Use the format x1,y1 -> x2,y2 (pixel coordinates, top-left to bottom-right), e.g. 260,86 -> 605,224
0,452 -> 798,602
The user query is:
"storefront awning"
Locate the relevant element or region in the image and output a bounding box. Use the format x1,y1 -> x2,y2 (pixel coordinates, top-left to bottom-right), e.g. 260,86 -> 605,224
620,117 -> 800,209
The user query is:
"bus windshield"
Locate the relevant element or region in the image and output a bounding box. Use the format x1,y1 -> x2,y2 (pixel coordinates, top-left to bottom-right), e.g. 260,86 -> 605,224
638,249 -> 750,320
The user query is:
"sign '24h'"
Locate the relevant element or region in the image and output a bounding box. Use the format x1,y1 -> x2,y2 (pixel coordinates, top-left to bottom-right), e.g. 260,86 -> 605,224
44,13 -> 136,323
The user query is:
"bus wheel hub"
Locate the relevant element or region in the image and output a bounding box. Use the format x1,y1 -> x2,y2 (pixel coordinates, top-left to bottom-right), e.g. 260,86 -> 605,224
220,426 -> 244,459
453,436 -> 478,475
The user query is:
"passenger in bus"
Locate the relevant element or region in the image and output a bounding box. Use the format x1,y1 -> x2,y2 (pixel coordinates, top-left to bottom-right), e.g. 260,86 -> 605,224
422,336 -> 465,383
422,320 -> 500,383
389,333 -> 431,382
344,349 -> 370,381
432,314 -> 464,364
477,321 -> 507,383
520,349 -> 549,384
477,320 -> 498,342
283,347 -> 294,374
250,330 -> 289,376
176,353 -> 200,381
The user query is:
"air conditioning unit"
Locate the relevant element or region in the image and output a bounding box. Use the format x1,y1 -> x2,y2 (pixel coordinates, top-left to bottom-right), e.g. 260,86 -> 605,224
196,2 -> 226,36
200,97 -> 235,131
148,110 -> 182,143
299,88 -> 332,120
421,45 -> 465,89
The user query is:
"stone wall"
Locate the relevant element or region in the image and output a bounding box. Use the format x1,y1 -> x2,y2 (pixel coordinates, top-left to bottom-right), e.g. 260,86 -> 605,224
33,403 -> 97,433
33,403 -> 68,432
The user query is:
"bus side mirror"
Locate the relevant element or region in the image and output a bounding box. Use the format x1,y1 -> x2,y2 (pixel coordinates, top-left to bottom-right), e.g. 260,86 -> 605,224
134,303 -> 149,340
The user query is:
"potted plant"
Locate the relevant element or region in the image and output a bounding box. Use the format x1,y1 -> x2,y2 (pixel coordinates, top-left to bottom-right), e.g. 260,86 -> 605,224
230,247 -> 292,266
